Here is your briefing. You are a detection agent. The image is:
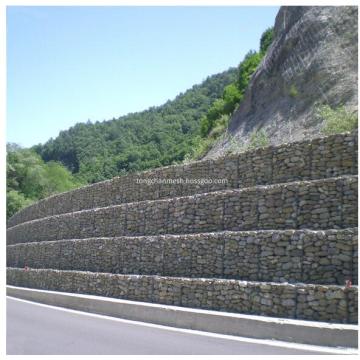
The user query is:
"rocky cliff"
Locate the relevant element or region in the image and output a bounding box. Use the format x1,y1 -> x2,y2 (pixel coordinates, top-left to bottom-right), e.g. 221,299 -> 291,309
206,6 -> 358,158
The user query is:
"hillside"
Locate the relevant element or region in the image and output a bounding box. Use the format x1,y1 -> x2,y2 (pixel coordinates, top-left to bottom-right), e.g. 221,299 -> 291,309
33,68 -> 237,183
205,6 -> 358,158
6,6 -> 359,351
8,20 -> 273,218
8,6 -> 358,219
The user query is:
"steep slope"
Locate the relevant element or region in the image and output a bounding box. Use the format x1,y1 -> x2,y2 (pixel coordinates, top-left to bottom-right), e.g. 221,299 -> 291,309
205,6 -> 358,158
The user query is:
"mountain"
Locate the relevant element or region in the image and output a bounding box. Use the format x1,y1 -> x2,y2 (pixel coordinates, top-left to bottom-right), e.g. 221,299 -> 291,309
205,6 -> 358,158
10,6 -> 357,219
33,68 -> 237,183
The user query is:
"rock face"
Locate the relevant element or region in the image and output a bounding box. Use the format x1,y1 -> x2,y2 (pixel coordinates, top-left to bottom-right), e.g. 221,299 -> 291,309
206,6 -> 358,158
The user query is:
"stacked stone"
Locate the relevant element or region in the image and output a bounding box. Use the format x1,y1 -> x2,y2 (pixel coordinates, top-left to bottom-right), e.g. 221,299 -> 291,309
6,176 -> 358,245
6,268 -> 358,323
6,131 -> 358,324
7,229 -> 357,286
7,131 -> 357,228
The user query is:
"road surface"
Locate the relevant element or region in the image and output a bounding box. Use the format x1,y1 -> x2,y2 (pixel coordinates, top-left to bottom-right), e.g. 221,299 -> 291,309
7,297 -> 341,355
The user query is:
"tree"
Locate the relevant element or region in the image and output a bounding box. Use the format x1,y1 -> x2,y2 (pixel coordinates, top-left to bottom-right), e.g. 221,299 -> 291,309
43,161 -> 83,196
33,67 -> 238,182
260,27 -> 274,54
198,27 -> 271,141
222,83 -> 243,114
6,145 -> 82,219
238,50 -> 262,92
7,190 -> 32,219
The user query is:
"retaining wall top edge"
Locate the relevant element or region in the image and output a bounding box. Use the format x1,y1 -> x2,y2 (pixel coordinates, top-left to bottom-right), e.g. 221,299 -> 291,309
6,267 -> 358,290
6,227 -> 358,248
7,174 -> 358,232
7,130 -> 358,226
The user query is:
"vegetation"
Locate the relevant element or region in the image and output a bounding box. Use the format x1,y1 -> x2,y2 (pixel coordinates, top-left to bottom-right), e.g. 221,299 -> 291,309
6,144 -> 82,219
225,128 -> 269,155
289,84 -> 299,98
248,129 -> 270,149
260,27 -> 274,55
7,26 -> 275,218
32,69 -> 237,184
318,105 -> 358,135
6,190 -> 32,220
182,136 -> 215,164
194,27 -> 274,159
225,133 -> 244,154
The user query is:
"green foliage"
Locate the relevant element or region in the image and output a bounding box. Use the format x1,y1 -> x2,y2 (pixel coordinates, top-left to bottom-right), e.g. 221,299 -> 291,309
6,190 -> 33,219
200,51 -> 262,139
200,97 -> 232,138
44,161 -> 84,195
194,28 -> 276,158
238,50 -> 262,92
209,114 -> 230,139
248,129 -> 270,149
226,134 -> 245,155
260,27 -> 274,54
34,68 -> 238,183
200,115 -> 211,138
183,135 -> 216,162
6,145 -> 82,219
196,27 -> 273,144
318,105 -> 358,135
289,84 -> 299,98
207,98 -> 227,122
222,83 -> 243,114
225,129 -> 270,155
8,24 -> 277,218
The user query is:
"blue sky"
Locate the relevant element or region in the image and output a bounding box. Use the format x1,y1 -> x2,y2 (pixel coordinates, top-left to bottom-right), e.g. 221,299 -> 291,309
7,6 -> 279,147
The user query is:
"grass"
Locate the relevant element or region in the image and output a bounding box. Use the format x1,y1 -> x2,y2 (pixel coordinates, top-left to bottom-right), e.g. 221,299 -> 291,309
289,84 -> 299,98
225,128 -> 270,155
183,136 -> 217,163
318,105 -> 358,135
247,129 -> 270,149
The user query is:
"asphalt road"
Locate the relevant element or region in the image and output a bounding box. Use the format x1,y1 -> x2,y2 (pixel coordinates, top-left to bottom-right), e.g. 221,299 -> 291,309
7,297 -> 338,355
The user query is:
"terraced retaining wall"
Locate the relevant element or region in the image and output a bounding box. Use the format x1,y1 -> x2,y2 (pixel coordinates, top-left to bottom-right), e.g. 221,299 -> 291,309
6,131 -> 358,327
7,229 -> 358,285
7,132 -> 357,228
7,175 -> 358,245
7,267 -> 358,324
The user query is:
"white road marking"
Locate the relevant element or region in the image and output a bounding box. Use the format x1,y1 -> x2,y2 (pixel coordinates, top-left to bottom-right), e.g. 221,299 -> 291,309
7,296 -> 357,355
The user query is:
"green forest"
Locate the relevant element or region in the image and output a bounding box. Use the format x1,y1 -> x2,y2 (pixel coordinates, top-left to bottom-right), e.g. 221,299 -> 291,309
7,27 -> 274,219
